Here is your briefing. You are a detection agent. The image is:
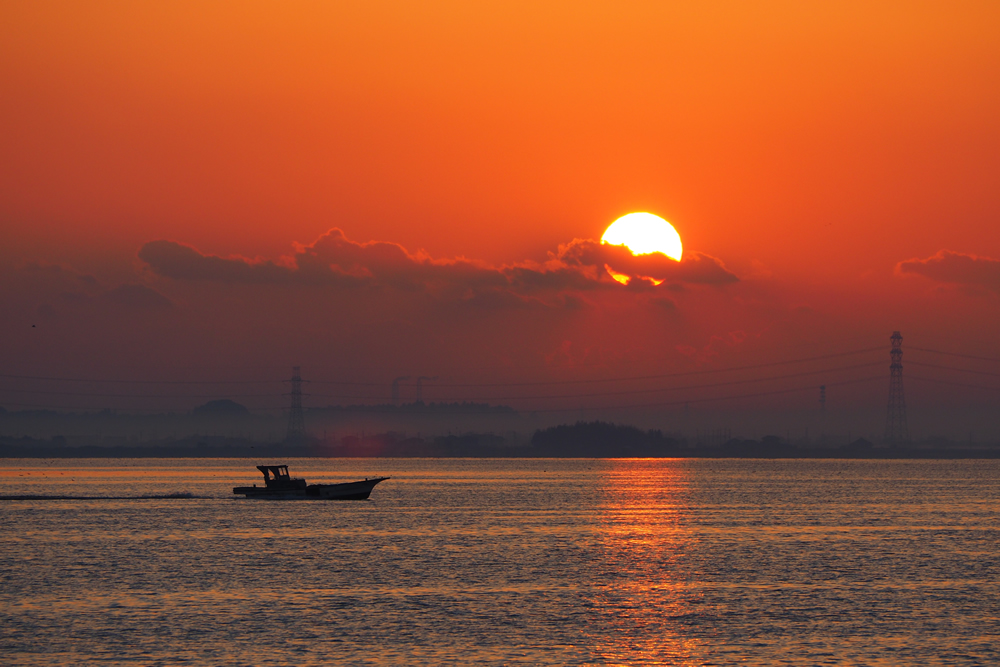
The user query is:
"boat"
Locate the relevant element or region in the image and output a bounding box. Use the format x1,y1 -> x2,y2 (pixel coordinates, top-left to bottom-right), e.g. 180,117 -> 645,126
233,465 -> 389,500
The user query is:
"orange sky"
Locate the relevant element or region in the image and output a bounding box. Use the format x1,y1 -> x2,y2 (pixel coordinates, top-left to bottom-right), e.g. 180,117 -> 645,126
3,1 -> 998,271
1,1 -> 999,435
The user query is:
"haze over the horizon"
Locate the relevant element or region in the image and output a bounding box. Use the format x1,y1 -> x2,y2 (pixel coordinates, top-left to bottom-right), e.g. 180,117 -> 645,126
2,1 -> 999,439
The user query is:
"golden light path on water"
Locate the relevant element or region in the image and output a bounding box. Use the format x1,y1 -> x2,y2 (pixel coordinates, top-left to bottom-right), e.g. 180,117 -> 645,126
590,461 -> 704,664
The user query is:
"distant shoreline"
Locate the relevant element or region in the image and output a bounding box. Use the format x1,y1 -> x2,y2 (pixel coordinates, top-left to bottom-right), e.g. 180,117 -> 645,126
5,420 -> 999,460
2,447 -> 999,460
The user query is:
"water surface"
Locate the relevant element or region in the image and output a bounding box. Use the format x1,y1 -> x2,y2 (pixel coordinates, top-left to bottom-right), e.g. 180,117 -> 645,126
1,458 -> 997,665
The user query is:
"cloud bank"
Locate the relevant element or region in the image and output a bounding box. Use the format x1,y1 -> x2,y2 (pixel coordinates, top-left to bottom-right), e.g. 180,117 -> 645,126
138,228 -> 738,302
897,250 -> 1000,293
16,262 -> 173,313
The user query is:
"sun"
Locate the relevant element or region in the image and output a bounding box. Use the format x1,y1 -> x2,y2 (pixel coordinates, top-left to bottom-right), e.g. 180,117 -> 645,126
601,212 -> 683,261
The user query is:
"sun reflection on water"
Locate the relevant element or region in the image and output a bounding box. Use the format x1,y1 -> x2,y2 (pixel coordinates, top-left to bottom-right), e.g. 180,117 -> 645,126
585,459 -> 707,665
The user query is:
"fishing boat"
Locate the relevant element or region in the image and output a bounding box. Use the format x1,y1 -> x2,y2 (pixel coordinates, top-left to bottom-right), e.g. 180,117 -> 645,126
233,465 -> 389,500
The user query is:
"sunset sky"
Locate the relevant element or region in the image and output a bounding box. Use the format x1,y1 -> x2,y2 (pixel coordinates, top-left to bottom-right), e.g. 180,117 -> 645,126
2,1 -> 998,437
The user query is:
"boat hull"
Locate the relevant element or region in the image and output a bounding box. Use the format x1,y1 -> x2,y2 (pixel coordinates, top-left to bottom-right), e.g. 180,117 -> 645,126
233,476 -> 389,500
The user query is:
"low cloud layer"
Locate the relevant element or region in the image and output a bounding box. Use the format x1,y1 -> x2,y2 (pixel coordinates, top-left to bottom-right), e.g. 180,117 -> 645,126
16,262 -> 173,314
138,228 -> 738,303
897,250 -> 1000,293
556,239 -> 738,286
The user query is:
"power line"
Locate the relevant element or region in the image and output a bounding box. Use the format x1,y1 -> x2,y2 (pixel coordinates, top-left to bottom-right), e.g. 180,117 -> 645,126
1,361 -> 884,403
420,347 -> 887,387
6,345 -> 997,392
524,375 -> 886,413
907,375 -> 1000,393
311,374 -> 883,413
307,361 -> 884,402
0,346 -> 883,389
0,374 -> 283,386
0,389 -> 285,399
907,360 -> 1000,378
0,401 -> 283,413
909,347 -> 1000,364
0,373 -> 887,414
313,346 -> 885,388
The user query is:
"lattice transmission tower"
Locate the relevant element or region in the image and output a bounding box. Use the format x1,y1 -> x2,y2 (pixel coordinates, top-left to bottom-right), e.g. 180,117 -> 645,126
884,331 -> 909,444
391,376 -> 410,405
285,366 -> 306,443
819,385 -> 826,439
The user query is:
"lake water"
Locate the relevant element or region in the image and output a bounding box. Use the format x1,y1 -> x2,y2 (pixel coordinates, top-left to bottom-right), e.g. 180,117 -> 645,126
1,458 -> 998,665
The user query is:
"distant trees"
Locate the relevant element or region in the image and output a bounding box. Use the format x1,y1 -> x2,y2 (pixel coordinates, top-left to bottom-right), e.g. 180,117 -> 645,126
328,431 -> 510,457
192,399 -> 250,416
531,421 -> 679,457
329,422 -> 681,457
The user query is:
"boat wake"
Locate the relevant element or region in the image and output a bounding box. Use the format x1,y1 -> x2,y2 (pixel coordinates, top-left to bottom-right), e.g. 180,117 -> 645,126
0,491 -> 205,501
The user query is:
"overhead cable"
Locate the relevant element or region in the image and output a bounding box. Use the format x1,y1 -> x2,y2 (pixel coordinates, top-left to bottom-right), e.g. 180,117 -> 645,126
0,374 -> 284,386
906,375 -> 1000,393
0,374 -> 887,414
1,361 -> 884,403
307,361 -> 884,401
0,346 -> 884,389
907,360 -> 1000,378
520,374 -> 887,413
909,347 -> 1000,364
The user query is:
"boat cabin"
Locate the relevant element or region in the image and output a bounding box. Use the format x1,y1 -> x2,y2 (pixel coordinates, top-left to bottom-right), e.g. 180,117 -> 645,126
257,464 -> 291,481
257,465 -> 300,486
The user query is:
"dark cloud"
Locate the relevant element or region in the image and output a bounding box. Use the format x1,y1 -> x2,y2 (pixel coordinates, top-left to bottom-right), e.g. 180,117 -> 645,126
138,240 -> 299,284
676,330 -> 748,364
103,284 -> 173,310
138,228 -> 738,304
20,262 -> 101,294
896,250 -> 1000,293
651,296 -> 677,311
297,229 -> 506,292
15,263 -> 171,313
554,239 -> 739,286
455,288 -> 551,310
504,263 -> 605,292
139,231 -> 501,292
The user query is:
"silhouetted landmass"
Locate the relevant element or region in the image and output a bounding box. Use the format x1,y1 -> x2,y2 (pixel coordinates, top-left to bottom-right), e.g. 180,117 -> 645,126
0,400 -> 523,451
532,421 -> 679,457
0,435 -> 297,458
327,432 -> 512,457
193,399 -> 250,416
315,401 -> 517,415
0,431 -> 518,458
2,421 -> 1000,458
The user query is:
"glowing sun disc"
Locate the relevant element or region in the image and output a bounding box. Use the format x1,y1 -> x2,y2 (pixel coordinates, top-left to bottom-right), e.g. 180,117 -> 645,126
601,212 -> 683,261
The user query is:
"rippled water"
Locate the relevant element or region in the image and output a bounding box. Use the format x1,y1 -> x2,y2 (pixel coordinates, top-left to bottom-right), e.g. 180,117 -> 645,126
1,458 -> 998,665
